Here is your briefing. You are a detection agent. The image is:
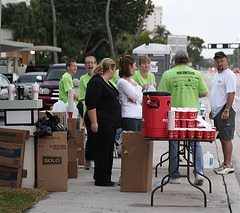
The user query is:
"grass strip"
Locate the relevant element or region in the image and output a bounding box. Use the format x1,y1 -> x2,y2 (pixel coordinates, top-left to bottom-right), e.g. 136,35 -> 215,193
0,187 -> 48,213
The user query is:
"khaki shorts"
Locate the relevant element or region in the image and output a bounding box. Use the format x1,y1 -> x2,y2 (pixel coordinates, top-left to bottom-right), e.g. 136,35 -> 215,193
214,106 -> 236,140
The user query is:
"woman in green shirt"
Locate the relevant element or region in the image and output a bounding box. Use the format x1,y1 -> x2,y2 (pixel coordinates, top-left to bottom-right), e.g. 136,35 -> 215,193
131,56 -> 156,91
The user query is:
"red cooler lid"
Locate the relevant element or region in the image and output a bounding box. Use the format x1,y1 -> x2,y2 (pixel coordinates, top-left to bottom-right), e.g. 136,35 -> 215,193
143,91 -> 171,96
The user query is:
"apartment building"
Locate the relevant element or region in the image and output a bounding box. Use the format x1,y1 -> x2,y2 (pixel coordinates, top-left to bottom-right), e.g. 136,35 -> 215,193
143,6 -> 163,32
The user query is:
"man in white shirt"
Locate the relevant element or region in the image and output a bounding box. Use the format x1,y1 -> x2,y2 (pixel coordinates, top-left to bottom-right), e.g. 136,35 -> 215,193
209,51 -> 236,175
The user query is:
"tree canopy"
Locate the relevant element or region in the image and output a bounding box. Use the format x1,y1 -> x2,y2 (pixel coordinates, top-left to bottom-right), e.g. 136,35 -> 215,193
2,0 -> 154,63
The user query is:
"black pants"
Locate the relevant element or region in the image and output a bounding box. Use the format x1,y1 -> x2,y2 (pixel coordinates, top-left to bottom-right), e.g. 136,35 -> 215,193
94,125 -> 116,185
85,119 -> 95,161
121,117 -> 142,131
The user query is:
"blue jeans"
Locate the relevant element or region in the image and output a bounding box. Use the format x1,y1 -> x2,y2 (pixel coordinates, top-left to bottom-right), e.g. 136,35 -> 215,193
169,141 -> 204,178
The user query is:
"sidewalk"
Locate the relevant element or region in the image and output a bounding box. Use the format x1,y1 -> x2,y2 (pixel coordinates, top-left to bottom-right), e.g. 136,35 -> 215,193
27,137 -> 240,213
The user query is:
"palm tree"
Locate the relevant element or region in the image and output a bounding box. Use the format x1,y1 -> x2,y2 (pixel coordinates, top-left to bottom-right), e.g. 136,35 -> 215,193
152,25 -> 171,44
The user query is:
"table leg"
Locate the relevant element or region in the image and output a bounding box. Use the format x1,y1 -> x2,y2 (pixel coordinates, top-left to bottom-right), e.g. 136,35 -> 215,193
155,151 -> 169,177
186,141 -> 207,207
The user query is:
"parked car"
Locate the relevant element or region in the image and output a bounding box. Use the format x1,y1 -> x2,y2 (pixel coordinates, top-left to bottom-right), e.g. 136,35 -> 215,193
39,63 -> 87,109
25,64 -> 50,73
1,72 -> 20,84
15,72 -> 46,90
0,73 -> 10,100
0,58 -> 22,67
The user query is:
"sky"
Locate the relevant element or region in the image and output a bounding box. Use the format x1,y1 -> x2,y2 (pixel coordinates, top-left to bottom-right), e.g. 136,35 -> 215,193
152,0 -> 240,59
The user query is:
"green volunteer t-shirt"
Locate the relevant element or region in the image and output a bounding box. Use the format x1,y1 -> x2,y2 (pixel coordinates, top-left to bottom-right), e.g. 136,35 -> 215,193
59,72 -> 78,105
157,65 -> 208,114
109,69 -> 119,88
79,73 -> 91,102
79,73 -> 92,115
131,69 -> 156,86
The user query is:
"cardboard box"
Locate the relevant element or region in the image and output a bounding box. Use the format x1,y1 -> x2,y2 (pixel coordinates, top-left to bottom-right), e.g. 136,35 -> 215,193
37,131 -> 68,192
0,128 -> 29,143
67,118 -> 80,138
78,127 -> 85,148
78,147 -> 85,166
68,144 -> 78,161
0,141 -> 25,168
120,131 -> 153,192
38,111 -> 66,126
0,165 -> 23,188
68,160 -> 78,178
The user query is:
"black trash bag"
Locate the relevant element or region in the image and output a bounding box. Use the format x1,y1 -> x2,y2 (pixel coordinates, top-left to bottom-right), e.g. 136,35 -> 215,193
34,111 -> 71,140
34,117 -> 52,138
46,111 -> 60,125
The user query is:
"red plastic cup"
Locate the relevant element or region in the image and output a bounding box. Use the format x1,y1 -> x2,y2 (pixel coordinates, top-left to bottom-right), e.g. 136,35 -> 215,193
203,129 -> 211,139
188,128 -> 195,139
175,109 -> 180,119
168,130 -> 175,139
180,109 -> 188,119
173,128 -> 179,139
187,119 -> 196,128
181,119 -> 187,128
68,111 -> 73,118
179,128 -> 187,139
195,128 -> 203,139
175,119 -> 181,128
210,128 -> 216,139
188,108 -> 198,119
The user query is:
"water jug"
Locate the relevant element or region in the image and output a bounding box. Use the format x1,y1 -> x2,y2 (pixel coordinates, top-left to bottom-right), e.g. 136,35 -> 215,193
203,151 -> 214,168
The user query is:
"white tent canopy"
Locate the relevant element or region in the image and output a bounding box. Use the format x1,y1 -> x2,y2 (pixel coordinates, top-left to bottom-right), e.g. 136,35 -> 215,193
132,43 -> 171,56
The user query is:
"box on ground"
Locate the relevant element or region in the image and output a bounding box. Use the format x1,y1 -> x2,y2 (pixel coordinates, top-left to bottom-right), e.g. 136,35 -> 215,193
78,127 -> 85,148
0,128 -> 29,143
68,144 -> 78,161
37,131 -> 68,192
38,111 -> 66,126
68,160 -> 78,178
78,147 -> 85,166
120,131 -> 153,192
67,118 -> 80,138
0,165 -> 23,188
0,141 -> 25,168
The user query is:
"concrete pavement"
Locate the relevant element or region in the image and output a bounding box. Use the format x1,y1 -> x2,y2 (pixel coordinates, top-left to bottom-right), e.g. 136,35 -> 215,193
26,133 -> 240,213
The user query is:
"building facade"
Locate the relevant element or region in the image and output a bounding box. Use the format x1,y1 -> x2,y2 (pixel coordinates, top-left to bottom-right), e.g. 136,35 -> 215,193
143,6 -> 163,32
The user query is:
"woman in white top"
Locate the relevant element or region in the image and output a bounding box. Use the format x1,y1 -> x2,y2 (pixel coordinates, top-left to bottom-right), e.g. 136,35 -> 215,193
117,55 -> 143,131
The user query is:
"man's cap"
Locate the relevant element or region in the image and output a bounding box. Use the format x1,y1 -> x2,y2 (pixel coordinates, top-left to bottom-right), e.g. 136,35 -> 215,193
213,51 -> 227,59
174,49 -> 189,58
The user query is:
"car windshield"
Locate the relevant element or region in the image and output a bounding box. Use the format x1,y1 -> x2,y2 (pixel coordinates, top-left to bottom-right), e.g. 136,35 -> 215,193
0,75 -> 10,86
19,74 -> 45,83
46,67 -> 87,81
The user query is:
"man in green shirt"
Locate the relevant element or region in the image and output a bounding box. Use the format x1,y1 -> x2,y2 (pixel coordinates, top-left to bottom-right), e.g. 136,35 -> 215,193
158,49 -> 208,185
59,59 -> 79,105
79,56 -> 97,113
132,56 -> 156,90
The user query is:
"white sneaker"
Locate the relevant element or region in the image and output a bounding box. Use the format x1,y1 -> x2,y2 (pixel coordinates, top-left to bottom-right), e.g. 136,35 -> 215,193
84,160 -> 92,170
194,173 -> 204,185
163,176 -> 181,184
213,163 -> 225,173
118,176 -> 121,186
215,164 -> 234,175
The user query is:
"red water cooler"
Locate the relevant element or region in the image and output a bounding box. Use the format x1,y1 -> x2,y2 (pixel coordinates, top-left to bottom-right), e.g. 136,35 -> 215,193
142,91 -> 171,138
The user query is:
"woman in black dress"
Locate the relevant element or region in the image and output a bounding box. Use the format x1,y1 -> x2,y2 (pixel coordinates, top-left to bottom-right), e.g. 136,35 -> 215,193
85,58 -> 121,186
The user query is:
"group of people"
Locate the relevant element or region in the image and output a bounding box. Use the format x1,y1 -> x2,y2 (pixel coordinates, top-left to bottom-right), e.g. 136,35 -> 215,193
59,49 -> 236,187
59,55 -> 156,186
